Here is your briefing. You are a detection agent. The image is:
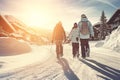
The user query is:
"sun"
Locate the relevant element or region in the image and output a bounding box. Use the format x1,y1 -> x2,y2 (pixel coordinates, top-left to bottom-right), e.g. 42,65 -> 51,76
19,5 -> 55,29
25,11 -> 50,27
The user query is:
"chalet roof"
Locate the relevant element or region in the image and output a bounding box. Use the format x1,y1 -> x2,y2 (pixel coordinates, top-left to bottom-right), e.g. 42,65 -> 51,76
107,8 -> 120,24
4,15 -> 35,35
0,15 -> 16,33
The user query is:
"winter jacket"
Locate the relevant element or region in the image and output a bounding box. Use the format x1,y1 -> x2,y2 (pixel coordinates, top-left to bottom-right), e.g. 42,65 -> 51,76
52,23 -> 66,42
78,18 -> 94,39
69,27 -> 79,43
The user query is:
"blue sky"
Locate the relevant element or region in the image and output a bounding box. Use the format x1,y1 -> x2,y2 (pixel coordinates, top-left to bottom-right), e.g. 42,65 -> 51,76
0,0 -> 120,31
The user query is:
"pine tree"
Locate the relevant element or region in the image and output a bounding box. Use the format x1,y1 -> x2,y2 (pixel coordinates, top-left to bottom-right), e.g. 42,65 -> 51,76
100,11 -> 107,40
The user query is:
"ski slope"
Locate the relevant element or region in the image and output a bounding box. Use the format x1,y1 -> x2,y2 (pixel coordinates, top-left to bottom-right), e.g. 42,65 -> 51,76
0,41 -> 120,80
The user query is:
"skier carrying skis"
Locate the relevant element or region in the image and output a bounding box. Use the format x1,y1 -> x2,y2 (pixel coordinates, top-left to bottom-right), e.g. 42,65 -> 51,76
68,23 -> 80,58
52,21 -> 66,59
78,14 -> 94,59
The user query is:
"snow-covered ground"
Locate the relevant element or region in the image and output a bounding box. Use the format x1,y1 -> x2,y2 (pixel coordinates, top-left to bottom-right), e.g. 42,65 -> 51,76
0,37 -> 120,80
0,37 -> 31,56
0,37 -> 51,73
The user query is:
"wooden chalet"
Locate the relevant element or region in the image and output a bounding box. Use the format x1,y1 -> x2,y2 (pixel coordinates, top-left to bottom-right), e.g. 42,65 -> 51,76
0,15 -> 47,45
107,8 -> 120,30
0,15 -> 16,34
93,8 -> 120,40
0,15 -> 34,41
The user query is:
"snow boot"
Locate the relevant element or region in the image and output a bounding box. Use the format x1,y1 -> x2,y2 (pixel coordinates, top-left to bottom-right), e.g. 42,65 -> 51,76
60,53 -> 63,57
77,54 -> 80,59
86,48 -> 90,57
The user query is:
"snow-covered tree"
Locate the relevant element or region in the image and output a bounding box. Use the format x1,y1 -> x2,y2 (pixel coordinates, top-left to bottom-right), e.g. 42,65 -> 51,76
100,11 -> 107,40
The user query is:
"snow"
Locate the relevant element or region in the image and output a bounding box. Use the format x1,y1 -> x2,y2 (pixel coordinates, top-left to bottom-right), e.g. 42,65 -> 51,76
0,37 -> 120,80
41,36 -> 49,42
103,26 -> 120,53
0,37 -> 31,56
93,22 -> 101,26
95,41 -> 104,47
0,37 -> 51,73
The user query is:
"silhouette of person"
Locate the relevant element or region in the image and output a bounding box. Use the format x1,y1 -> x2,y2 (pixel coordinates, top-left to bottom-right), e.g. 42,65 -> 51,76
78,14 -> 94,59
69,23 -> 80,58
52,21 -> 66,59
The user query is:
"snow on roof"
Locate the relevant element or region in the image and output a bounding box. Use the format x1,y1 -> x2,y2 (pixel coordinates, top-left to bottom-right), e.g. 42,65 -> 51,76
6,15 -> 35,35
0,15 -> 16,32
93,22 -> 101,26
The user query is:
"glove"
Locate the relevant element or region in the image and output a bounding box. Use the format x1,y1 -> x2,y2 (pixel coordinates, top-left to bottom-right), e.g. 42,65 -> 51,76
76,37 -> 78,41
91,36 -> 94,40
64,39 -> 66,43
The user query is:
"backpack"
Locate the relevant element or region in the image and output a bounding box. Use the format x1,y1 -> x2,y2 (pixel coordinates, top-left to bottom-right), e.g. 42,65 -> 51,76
80,21 -> 90,35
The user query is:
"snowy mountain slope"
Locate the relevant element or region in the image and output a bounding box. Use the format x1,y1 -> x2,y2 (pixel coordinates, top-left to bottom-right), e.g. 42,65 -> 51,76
0,42 -> 120,80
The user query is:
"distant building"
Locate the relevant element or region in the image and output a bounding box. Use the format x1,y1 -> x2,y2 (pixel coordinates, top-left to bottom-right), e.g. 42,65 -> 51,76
93,9 -> 120,40
93,22 -> 101,40
107,8 -> 120,30
93,10 -> 108,40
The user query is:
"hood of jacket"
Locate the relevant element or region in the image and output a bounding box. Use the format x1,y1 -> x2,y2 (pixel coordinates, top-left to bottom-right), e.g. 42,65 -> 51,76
81,17 -> 88,22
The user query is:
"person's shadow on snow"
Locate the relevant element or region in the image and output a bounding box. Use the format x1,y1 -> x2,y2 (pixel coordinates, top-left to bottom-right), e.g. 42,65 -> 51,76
58,58 -> 79,80
79,59 -> 120,80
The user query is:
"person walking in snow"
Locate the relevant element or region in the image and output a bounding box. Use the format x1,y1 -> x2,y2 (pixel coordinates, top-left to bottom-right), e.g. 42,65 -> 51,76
68,23 -> 80,58
78,14 -> 94,59
52,21 -> 66,59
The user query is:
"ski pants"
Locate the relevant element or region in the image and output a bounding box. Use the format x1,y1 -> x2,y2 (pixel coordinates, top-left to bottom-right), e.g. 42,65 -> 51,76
72,43 -> 79,57
55,40 -> 63,58
80,39 -> 90,58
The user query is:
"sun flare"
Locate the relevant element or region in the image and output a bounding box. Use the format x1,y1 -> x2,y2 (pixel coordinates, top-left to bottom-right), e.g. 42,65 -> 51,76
25,11 -> 51,27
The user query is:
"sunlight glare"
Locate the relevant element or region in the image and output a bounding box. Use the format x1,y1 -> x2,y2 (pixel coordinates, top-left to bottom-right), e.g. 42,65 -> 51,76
25,11 -> 50,27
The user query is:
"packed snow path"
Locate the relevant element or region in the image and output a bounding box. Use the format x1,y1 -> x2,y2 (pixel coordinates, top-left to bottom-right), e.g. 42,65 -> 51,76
0,42 -> 120,80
